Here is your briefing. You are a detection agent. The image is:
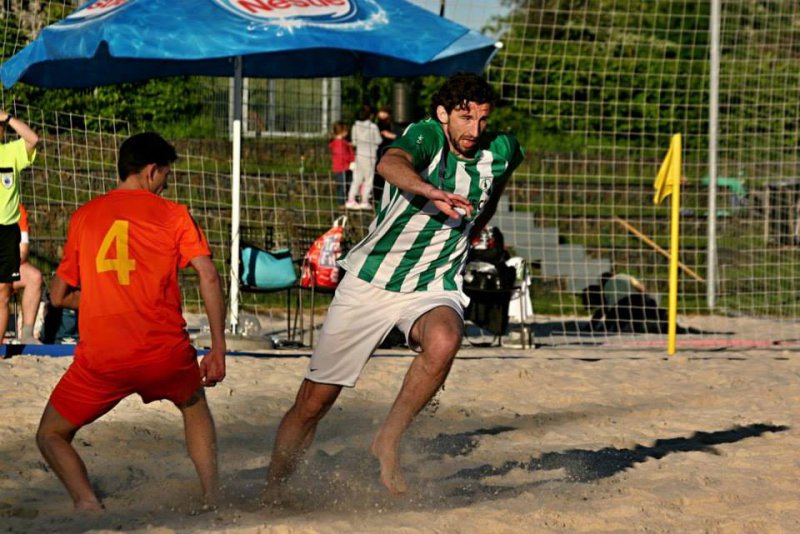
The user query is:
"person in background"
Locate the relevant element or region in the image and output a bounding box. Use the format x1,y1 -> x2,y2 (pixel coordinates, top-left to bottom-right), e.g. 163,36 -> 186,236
12,203 -> 42,343
372,106 -> 399,206
328,121 -> 355,207
347,104 -> 382,210
581,271 -> 704,334
39,243 -> 80,345
36,132 -> 226,511
0,111 -> 38,343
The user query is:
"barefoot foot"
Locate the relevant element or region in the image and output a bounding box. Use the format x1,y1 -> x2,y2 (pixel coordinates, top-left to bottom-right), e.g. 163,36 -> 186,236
260,482 -> 291,509
74,499 -> 104,512
370,436 -> 408,496
202,492 -> 220,510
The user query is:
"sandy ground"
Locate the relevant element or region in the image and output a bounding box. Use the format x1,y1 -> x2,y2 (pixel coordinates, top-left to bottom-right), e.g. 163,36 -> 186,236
1,318 -> 799,533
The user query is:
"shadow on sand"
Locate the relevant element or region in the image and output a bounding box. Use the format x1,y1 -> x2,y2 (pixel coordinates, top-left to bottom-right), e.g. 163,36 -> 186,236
432,423 -> 788,498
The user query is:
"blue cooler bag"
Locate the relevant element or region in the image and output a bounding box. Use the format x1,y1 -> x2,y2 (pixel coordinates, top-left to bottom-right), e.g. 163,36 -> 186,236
241,246 -> 297,289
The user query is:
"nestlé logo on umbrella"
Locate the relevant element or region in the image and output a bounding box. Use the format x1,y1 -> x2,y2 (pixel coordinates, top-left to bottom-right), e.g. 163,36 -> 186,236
64,0 -> 129,23
213,0 -> 357,23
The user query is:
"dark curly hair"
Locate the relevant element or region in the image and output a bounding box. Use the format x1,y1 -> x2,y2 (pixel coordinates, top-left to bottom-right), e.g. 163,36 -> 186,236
430,73 -> 497,121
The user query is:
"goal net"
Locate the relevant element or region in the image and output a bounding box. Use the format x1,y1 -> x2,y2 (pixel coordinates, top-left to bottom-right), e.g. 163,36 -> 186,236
2,0 -> 798,347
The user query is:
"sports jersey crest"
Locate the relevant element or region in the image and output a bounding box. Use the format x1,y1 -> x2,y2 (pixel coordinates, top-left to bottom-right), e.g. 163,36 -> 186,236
0,171 -> 13,189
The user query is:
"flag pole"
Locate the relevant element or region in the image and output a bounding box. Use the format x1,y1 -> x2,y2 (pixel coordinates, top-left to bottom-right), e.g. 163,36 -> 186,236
666,134 -> 681,355
653,133 -> 682,355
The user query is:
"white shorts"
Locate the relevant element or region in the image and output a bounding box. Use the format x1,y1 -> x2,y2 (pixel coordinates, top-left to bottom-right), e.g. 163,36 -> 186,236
305,272 -> 467,387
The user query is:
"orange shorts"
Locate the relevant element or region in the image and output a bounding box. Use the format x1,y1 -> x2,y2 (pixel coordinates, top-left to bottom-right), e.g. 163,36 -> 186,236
49,349 -> 202,427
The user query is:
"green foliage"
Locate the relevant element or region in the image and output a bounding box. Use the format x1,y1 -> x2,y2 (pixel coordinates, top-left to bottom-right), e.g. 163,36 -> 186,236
6,77 -> 209,135
490,0 -> 800,155
492,0 -> 711,150
340,75 -> 441,124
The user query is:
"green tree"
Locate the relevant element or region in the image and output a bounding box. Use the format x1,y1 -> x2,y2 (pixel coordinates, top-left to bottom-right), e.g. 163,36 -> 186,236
487,0 -> 712,151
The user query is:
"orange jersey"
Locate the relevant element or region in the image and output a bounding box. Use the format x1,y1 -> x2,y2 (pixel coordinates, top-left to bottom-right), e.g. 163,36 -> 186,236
18,203 -> 28,233
57,189 -> 211,370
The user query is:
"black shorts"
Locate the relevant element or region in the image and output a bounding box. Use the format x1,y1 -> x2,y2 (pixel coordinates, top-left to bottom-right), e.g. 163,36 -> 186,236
0,223 -> 21,283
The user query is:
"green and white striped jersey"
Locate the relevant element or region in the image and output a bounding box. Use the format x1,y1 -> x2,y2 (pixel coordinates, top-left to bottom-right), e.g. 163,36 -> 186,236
339,118 -> 524,293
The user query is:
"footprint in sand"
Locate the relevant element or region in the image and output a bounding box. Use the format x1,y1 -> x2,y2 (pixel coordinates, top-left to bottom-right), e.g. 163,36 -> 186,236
0,502 -> 39,519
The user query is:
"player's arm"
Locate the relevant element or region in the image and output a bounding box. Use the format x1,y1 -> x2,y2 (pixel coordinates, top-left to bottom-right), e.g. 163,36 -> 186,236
190,254 -> 226,387
377,148 -> 473,219
0,111 -> 39,156
380,127 -> 397,141
49,274 -> 80,310
19,242 -> 29,264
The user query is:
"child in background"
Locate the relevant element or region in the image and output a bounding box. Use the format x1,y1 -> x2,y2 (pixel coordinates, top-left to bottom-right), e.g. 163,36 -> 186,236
328,121 -> 355,207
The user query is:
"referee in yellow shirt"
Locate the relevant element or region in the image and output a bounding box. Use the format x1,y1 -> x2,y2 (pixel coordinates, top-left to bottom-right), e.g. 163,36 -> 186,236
0,111 -> 38,344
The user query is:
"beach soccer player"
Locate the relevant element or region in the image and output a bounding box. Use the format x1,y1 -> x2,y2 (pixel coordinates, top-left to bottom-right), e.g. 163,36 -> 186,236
264,73 -> 524,498
36,132 -> 227,511
0,111 -> 38,343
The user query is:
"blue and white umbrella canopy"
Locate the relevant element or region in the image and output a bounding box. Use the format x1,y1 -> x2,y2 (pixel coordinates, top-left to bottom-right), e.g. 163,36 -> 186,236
1,0 -> 499,88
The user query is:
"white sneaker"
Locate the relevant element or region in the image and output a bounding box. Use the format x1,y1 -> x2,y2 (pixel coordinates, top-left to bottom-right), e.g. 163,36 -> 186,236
345,200 -> 360,209
358,202 -> 372,210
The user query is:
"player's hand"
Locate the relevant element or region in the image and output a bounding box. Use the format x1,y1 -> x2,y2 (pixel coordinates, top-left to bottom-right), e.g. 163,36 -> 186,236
200,346 -> 226,387
427,188 -> 474,220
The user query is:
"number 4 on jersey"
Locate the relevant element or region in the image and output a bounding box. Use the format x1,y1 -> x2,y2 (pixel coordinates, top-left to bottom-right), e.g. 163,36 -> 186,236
96,220 -> 136,285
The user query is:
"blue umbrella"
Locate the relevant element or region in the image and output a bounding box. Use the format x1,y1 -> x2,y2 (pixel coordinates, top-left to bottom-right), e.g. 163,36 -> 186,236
1,0 -> 497,87
0,0 -> 499,335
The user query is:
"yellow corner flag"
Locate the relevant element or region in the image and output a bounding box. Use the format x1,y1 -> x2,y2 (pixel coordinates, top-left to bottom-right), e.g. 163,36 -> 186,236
653,134 -> 682,355
653,134 -> 682,205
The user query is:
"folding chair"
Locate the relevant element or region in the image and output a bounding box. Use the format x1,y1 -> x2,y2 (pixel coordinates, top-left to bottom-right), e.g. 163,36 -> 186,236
292,224 -> 349,348
506,257 -> 533,348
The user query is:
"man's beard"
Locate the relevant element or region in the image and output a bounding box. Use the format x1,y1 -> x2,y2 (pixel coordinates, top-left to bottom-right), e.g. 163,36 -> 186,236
449,132 -> 479,158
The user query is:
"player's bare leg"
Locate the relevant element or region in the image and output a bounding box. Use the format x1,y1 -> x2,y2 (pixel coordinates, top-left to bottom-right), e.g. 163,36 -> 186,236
36,403 -> 104,511
15,263 -> 42,343
263,380 -> 341,504
178,388 -> 220,506
370,306 -> 462,495
0,282 -> 12,343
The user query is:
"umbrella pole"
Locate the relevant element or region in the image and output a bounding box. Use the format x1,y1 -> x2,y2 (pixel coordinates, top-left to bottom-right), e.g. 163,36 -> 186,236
228,56 -> 243,335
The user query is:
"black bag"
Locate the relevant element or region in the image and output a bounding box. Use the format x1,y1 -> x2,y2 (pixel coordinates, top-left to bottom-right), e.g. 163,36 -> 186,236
464,261 -> 501,290
463,226 -> 516,336
469,226 -> 508,265
466,226 -> 515,290
463,285 -> 512,336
